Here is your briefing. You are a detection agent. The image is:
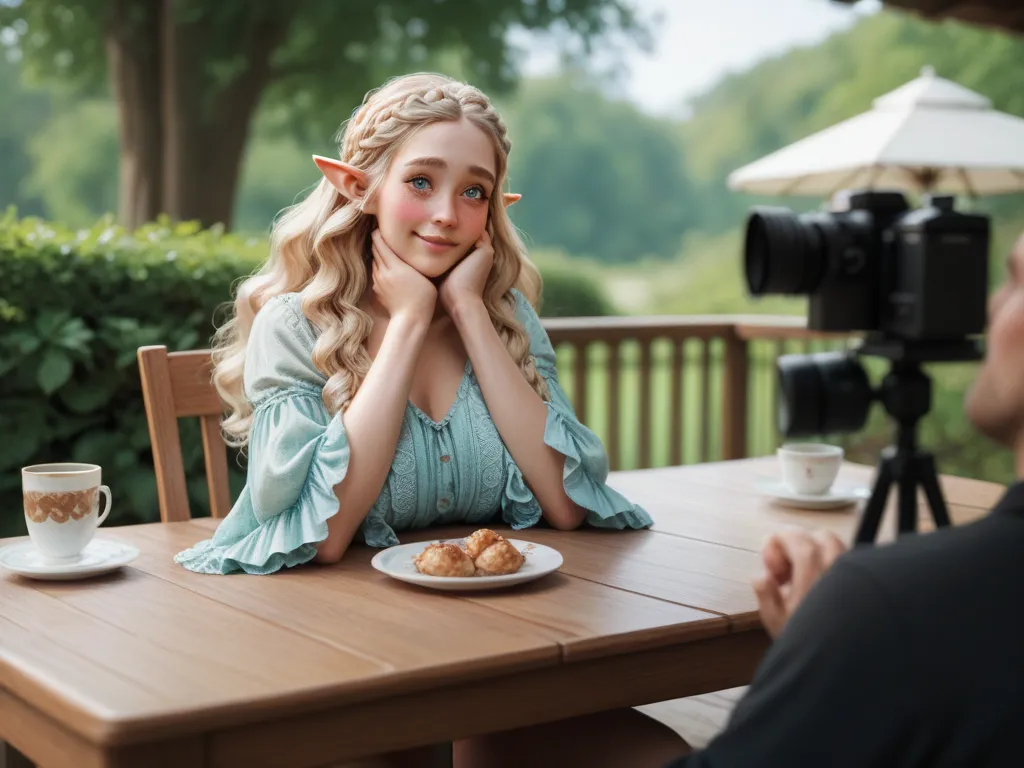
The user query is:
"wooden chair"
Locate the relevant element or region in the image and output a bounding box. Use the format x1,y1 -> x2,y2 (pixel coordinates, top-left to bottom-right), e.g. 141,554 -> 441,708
137,345 -> 233,522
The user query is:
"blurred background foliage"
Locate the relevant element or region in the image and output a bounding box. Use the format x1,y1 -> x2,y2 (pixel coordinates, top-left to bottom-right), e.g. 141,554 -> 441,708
3,2 -> 1024,536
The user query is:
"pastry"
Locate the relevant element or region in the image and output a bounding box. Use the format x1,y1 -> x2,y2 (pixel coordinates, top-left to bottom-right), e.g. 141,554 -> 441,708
412,529 -> 526,577
464,528 -> 503,560
413,542 -> 475,577
471,534 -> 525,575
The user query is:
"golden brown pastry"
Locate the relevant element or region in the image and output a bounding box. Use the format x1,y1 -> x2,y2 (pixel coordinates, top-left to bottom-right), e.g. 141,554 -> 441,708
473,537 -> 525,575
413,542 -> 475,577
463,528 -> 503,561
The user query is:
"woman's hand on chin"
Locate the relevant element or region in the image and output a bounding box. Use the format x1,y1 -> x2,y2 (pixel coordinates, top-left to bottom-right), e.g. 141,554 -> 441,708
371,229 -> 437,326
439,232 -> 493,318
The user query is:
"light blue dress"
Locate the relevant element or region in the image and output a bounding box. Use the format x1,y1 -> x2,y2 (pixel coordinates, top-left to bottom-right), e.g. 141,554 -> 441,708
174,289 -> 651,575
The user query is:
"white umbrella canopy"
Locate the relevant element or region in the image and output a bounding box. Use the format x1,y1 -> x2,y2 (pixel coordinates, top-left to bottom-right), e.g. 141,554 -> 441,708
727,66 -> 1024,197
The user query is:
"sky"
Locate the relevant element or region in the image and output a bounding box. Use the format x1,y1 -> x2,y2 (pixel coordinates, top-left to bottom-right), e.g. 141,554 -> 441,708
517,0 -> 883,117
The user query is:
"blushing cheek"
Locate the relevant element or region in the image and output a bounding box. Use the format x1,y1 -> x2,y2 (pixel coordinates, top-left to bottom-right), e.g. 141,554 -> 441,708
393,197 -> 428,227
464,205 -> 489,240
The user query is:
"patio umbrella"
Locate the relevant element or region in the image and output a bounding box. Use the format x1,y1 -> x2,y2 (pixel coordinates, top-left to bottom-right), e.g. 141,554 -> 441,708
727,66 -> 1024,197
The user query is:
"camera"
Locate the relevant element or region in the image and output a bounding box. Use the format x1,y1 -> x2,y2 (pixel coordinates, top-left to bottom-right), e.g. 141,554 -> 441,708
744,190 -> 989,438
745,189 -> 989,340
742,189 -> 991,543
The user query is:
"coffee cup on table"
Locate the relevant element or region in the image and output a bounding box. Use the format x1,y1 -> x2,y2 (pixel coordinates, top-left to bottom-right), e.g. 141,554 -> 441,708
22,463 -> 112,563
777,443 -> 843,495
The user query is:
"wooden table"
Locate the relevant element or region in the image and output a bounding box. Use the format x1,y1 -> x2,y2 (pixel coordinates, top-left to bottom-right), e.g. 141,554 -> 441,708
0,457 -> 1003,768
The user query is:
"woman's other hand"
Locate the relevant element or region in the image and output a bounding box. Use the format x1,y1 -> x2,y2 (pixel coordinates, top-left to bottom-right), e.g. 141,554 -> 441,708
438,231 -> 494,318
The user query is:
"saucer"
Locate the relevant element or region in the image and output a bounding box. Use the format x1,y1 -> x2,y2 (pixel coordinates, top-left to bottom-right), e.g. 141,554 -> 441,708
754,478 -> 871,510
0,538 -> 140,581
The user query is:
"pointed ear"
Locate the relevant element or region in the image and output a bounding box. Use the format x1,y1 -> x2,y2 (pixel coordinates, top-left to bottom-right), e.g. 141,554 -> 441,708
313,155 -> 370,202
502,193 -> 521,208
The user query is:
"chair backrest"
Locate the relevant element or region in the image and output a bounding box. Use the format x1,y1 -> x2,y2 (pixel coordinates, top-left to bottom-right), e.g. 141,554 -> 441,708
137,345 -> 232,523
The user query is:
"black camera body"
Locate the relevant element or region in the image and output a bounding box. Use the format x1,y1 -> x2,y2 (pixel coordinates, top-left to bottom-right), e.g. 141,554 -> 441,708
745,190 -> 990,342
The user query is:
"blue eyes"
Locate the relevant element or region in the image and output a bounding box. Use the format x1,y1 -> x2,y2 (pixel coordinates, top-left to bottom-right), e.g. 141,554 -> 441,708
407,176 -> 487,201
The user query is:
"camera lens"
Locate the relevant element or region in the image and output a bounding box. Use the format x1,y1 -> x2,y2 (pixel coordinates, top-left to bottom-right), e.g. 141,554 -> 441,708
745,208 -> 827,296
777,351 -> 872,437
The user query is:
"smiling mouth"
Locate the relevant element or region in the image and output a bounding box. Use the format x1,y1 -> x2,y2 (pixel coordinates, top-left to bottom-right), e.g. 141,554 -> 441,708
417,234 -> 457,247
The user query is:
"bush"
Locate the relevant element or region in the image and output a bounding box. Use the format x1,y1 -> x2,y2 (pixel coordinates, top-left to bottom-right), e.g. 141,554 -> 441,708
0,212 -> 266,537
0,212 -> 615,537
537,262 -> 616,317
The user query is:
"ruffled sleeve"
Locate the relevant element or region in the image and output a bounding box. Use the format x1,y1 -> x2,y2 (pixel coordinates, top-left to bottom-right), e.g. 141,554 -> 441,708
174,294 -> 365,575
500,289 -> 653,531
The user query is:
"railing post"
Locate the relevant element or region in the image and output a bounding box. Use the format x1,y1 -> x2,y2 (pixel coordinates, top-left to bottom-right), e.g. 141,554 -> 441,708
722,331 -> 749,460
543,315 -> 839,467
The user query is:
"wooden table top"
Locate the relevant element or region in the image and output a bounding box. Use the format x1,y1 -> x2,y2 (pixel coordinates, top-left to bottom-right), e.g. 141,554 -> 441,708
0,457 -> 1004,765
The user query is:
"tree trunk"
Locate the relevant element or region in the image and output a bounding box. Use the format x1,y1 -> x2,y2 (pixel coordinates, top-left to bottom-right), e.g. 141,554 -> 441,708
107,1 -> 291,230
106,0 -> 163,229
160,2 -> 291,230
159,0 -> 208,225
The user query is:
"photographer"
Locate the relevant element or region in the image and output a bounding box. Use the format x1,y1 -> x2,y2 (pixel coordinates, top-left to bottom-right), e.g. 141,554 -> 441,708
664,232 -> 1024,766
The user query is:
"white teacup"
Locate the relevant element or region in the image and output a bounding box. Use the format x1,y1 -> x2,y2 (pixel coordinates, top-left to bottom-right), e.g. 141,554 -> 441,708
22,463 -> 112,563
777,443 -> 843,495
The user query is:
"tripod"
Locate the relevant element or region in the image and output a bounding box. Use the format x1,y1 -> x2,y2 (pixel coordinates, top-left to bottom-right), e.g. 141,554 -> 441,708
854,360 -> 952,545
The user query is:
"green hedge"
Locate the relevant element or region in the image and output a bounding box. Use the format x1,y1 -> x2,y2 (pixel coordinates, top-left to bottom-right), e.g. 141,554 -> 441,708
0,212 -> 614,538
538,262 -> 616,317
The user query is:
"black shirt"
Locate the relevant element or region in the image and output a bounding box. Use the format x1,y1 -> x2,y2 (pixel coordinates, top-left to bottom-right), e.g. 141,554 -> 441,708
667,482 -> 1024,768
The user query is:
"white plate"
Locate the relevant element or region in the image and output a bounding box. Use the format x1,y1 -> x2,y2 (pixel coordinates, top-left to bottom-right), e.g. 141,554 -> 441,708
755,478 -> 871,510
371,538 -> 562,592
0,538 -> 140,581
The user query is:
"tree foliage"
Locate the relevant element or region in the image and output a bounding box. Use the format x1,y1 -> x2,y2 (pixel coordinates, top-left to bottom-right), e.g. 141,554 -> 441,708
24,99 -> 119,227
0,50 -> 49,218
681,11 -> 1024,233
3,6 -> 1024,262
0,0 -> 651,228
502,74 -> 698,262
1,0 -> 649,115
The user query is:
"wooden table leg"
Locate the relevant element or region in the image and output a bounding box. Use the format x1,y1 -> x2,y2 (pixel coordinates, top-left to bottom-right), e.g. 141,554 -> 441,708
5,742 -> 37,768
1,689 -> 208,768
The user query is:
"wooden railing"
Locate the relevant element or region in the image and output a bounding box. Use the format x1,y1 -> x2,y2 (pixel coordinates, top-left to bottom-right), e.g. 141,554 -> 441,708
542,315 -> 855,471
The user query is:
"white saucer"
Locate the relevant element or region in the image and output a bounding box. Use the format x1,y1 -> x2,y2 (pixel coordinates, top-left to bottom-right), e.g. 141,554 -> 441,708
371,538 -> 562,592
755,478 -> 871,510
0,538 -> 140,581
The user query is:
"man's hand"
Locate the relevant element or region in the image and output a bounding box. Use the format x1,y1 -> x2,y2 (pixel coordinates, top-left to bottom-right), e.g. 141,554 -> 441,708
753,528 -> 847,638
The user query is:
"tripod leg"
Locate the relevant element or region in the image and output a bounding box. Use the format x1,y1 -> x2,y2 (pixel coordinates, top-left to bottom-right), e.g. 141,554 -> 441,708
898,460 -> 917,535
918,453 -> 952,528
855,452 -> 893,545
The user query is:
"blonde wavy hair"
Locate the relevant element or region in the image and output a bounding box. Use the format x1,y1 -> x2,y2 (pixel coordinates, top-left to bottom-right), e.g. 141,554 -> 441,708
213,72 -> 549,447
